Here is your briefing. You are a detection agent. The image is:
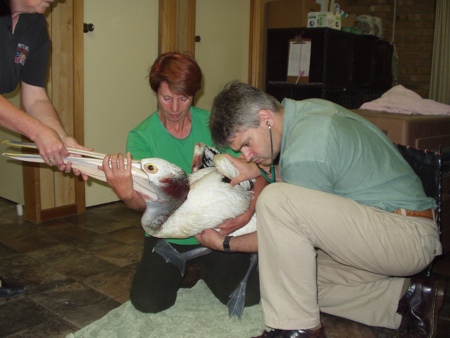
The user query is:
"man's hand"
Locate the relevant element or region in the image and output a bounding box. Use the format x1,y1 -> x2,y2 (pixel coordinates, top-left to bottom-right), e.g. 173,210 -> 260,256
32,125 -> 68,168
196,229 -> 258,253
14,83 -> 92,179
61,136 -> 93,180
215,209 -> 253,236
222,154 -> 260,186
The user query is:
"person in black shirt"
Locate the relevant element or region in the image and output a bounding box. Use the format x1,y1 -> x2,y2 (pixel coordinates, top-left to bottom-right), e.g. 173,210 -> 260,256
1,0 -> 88,298
1,0 -> 88,169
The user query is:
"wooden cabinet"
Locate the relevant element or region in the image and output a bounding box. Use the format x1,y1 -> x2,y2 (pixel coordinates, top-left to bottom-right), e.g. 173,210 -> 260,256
265,27 -> 393,108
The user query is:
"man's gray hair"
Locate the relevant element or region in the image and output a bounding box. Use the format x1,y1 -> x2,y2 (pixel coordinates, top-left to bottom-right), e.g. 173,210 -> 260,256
209,81 -> 281,149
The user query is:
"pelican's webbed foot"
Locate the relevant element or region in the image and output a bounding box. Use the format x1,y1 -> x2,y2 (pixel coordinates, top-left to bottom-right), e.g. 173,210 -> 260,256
153,239 -> 212,275
227,253 -> 258,319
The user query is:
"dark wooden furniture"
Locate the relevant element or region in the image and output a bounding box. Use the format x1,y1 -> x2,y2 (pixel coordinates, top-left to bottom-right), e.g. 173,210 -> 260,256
265,27 -> 393,108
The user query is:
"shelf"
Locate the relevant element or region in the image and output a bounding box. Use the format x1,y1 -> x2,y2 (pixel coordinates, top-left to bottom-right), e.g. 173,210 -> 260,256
267,81 -> 324,87
265,27 -> 393,108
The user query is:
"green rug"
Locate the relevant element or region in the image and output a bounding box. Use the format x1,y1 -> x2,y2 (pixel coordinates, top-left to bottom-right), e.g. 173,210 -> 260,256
66,281 -> 265,338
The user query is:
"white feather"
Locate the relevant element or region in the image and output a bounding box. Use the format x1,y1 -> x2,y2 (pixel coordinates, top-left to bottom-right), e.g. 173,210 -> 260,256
141,155 -> 256,238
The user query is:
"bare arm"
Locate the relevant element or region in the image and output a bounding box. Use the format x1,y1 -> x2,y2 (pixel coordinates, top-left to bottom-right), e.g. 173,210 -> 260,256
195,229 -> 258,253
1,83 -> 89,176
1,92 -> 65,165
21,83 -> 68,140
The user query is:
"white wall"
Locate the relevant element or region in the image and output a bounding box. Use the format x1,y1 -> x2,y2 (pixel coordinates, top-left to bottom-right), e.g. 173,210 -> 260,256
83,0 -> 159,206
195,0 -> 250,110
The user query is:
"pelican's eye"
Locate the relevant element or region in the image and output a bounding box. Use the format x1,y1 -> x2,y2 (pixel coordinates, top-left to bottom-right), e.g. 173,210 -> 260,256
144,164 -> 158,174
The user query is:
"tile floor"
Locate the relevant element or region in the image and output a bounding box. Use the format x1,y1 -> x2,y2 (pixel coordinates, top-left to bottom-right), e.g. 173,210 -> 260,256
0,197 -> 449,337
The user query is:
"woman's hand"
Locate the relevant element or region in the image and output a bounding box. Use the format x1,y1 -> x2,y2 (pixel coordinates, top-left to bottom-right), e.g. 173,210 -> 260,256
99,152 -> 146,212
100,152 -> 135,201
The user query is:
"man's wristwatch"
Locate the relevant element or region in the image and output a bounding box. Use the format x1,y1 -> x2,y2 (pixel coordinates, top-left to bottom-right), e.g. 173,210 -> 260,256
223,235 -> 232,253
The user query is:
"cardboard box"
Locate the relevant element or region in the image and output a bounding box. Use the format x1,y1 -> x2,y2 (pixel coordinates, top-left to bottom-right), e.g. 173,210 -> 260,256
308,11 -> 341,30
267,0 -> 321,29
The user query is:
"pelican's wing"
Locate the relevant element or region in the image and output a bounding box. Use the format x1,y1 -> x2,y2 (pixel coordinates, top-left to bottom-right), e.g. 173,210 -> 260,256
2,152 -> 108,180
2,141 -> 157,201
2,152 -> 46,163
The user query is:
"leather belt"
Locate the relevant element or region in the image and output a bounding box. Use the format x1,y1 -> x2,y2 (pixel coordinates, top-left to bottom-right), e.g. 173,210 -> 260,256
394,208 -> 434,220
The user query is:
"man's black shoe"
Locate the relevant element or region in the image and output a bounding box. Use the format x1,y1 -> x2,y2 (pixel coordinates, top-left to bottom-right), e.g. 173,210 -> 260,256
253,327 -> 326,338
0,277 -> 26,298
397,277 -> 446,338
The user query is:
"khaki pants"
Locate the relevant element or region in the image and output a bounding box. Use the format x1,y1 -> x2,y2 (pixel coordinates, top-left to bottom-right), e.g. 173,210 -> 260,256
256,183 -> 442,330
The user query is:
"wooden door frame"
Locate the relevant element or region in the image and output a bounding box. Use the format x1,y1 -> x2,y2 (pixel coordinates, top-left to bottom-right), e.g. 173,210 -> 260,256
248,0 -> 266,89
73,0 -> 86,214
23,0 -> 85,223
158,0 -> 197,55
158,0 -> 266,88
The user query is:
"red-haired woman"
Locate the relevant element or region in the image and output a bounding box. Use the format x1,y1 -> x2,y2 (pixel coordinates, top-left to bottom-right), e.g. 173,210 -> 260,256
101,52 -> 262,314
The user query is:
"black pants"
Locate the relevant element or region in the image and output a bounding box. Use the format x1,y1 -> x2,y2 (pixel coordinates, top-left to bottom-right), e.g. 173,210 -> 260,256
130,236 -> 260,313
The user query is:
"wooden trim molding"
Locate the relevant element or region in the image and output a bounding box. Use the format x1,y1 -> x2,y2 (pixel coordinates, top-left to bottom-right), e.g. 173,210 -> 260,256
23,0 -> 86,223
159,0 -> 178,54
159,0 -> 196,54
41,204 -> 80,221
178,0 -> 196,54
159,0 -> 266,86
73,0 -> 86,214
22,162 -> 41,223
249,0 -> 266,89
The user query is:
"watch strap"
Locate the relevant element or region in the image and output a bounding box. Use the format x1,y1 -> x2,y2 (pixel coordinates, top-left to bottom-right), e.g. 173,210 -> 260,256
223,235 -> 232,253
